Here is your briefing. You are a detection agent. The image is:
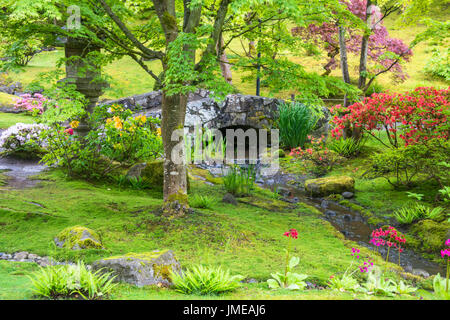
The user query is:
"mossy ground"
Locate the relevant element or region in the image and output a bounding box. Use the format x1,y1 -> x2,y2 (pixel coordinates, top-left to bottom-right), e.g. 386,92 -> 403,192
0,167 -> 414,300
281,129 -> 449,264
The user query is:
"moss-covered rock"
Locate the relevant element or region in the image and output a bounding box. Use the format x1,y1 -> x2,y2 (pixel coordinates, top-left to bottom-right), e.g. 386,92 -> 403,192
127,160 -> 164,189
92,250 -> 181,287
305,176 -> 355,197
409,220 -> 450,253
54,226 -> 104,250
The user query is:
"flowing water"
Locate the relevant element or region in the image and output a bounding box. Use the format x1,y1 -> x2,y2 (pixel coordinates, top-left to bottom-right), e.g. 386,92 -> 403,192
204,162 -> 446,277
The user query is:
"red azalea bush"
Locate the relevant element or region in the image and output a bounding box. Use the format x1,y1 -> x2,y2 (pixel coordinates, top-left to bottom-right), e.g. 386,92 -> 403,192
290,135 -> 343,175
331,87 -> 449,148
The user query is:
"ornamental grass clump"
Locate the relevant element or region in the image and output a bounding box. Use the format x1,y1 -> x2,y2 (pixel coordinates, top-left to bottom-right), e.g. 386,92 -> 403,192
277,101 -> 323,149
223,165 -> 256,197
188,194 -> 217,209
170,265 -> 244,295
28,261 -> 117,300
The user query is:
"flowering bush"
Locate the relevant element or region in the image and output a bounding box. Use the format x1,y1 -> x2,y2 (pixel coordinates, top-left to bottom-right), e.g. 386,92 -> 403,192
40,123 -> 101,178
290,135 -> 343,175
267,229 -> 308,290
14,93 -> 49,116
91,104 -> 163,164
331,87 -> 449,148
0,123 -> 48,159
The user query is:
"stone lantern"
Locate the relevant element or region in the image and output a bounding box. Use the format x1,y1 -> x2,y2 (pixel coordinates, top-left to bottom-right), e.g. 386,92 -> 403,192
61,36 -> 108,136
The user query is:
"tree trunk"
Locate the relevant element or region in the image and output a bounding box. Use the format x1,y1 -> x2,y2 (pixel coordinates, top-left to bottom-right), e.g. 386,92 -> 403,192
217,35 -> 233,84
339,25 -> 351,104
339,25 -> 362,141
358,0 -> 372,91
160,92 -> 189,216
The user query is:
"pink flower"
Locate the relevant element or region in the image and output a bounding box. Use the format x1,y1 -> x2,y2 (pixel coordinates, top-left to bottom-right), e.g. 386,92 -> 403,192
441,249 -> 450,258
65,128 -> 74,135
446,239 -> 450,246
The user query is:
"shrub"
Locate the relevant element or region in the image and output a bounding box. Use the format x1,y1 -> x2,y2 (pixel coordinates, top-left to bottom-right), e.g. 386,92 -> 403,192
223,165 -> 256,197
328,137 -> 365,158
331,87 -> 449,148
0,123 -> 48,159
28,261 -> 117,300
424,48 -> 450,81
170,265 -> 244,295
40,124 -> 103,179
290,135 -> 343,175
189,194 -> 217,209
91,104 -> 163,165
277,101 -> 323,149
14,93 -> 49,115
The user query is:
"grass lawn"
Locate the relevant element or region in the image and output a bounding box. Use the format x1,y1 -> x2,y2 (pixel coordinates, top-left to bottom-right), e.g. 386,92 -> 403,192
0,167 -> 415,300
0,112 -> 36,129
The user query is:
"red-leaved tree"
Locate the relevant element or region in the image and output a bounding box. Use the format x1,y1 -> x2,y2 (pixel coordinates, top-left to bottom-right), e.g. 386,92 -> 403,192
292,0 -> 413,91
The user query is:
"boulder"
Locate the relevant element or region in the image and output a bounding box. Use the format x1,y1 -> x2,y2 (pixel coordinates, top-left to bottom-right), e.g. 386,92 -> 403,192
305,176 -> 355,197
127,160 -> 164,189
54,226 -> 104,250
92,250 -> 181,287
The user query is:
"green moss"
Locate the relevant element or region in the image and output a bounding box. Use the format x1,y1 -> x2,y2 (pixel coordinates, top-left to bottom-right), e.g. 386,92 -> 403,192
305,176 -> 355,197
238,196 -> 293,212
338,200 -> 383,227
409,220 -> 450,254
167,191 -> 189,205
104,250 -> 169,262
325,194 -> 344,202
162,12 -> 178,30
188,167 -> 223,185
297,202 -> 323,216
152,263 -> 172,280
55,226 -> 103,250
141,160 -> 164,189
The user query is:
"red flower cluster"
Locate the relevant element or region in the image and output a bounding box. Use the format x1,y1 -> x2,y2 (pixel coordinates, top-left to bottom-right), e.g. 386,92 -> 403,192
331,87 -> 449,147
64,128 -> 74,135
284,229 -> 298,239
370,226 -> 406,252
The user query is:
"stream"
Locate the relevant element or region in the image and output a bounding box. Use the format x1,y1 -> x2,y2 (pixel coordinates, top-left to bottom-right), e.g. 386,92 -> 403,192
203,163 -> 447,277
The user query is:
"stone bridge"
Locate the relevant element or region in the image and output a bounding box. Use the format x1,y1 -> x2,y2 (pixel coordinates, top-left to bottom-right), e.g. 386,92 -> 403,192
100,89 -> 330,136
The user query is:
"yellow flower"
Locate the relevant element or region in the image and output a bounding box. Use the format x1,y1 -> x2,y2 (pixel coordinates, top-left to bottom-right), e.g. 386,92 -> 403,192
106,118 -> 113,125
113,116 -> 123,130
156,127 -> 162,137
111,104 -> 123,112
135,115 -> 147,124
70,121 -> 80,129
